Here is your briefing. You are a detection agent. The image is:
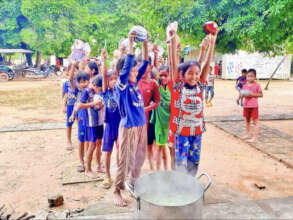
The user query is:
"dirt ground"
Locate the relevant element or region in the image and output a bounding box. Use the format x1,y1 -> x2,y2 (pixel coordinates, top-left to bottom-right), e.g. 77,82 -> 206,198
0,79 -> 293,214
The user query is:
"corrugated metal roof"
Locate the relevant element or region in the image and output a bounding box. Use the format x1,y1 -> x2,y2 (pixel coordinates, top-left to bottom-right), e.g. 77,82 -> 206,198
0,49 -> 34,54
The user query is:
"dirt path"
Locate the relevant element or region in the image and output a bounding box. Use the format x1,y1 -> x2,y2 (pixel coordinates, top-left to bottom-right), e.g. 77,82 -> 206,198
0,79 -> 292,213
1,123 -> 293,213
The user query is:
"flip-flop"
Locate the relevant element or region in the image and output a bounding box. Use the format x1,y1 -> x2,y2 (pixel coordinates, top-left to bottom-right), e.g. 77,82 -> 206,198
77,164 -> 85,172
102,178 -> 112,189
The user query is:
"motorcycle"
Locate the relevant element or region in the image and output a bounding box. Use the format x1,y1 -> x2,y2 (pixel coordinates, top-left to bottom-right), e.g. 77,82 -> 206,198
22,65 -> 58,79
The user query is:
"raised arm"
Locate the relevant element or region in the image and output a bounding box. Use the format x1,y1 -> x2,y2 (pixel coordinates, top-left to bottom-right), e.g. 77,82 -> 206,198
153,45 -> 159,69
167,26 -> 179,83
201,33 -> 218,82
198,36 -> 209,65
69,62 -> 77,91
118,31 -> 135,87
136,34 -> 150,82
101,48 -> 108,93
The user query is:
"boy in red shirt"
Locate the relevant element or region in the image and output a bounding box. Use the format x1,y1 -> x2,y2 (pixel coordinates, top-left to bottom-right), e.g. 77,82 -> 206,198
242,69 -> 263,142
138,56 -> 161,170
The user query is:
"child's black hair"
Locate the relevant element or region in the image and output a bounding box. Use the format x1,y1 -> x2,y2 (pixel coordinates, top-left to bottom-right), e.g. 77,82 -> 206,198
181,60 -> 201,76
77,71 -> 90,82
242,69 -> 248,74
116,56 -> 137,73
92,75 -> 103,87
136,55 -> 152,66
178,63 -> 184,73
88,61 -> 99,76
247,68 -> 256,77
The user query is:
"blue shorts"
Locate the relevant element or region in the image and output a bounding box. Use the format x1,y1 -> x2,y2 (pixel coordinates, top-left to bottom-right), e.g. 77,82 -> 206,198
78,120 -> 86,143
205,86 -> 214,100
102,123 -> 119,152
85,127 -> 97,143
175,134 -> 202,176
66,105 -> 75,127
96,125 -> 104,140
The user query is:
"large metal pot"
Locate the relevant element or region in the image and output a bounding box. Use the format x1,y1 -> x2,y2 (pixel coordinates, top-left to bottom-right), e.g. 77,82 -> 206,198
125,171 -> 211,219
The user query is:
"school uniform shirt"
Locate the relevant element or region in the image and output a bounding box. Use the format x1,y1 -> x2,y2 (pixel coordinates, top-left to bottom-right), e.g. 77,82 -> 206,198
94,93 -> 105,126
169,80 -> 206,137
80,87 -> 99,127
138,79 -> 161,122
114,54 -> 148,128
64,79 -> 79,106
101,88 -> 121,127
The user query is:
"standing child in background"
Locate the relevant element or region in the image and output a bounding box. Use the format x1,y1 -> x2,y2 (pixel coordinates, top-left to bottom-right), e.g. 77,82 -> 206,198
168,23 -> 217,176
68,65 -> 90,172
205,66 -> 215,107
78,75 -> 103,179
100,48 -> 121,189
113,31 -> 149,207
242,69 -> 263,142
150,65 -> 170,170
236,69 -> 248,106
62,66 -> 77,150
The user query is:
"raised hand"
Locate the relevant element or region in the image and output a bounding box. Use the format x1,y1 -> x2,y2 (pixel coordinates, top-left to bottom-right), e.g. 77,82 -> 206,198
101,48 -> 108,60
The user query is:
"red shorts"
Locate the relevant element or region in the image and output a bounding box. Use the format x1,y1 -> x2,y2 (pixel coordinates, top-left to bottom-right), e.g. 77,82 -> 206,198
243,107 -> 258,120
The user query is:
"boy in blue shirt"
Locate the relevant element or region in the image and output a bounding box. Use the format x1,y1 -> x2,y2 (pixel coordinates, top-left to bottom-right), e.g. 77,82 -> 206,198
62,69 -> 77,150
78,75 -> 103,179
113,30 -> 149,207
100,48 -> 121,189
68,63 -> 91,173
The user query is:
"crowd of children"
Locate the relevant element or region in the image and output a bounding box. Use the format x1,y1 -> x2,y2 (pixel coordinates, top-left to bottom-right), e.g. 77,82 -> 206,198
60,21 -> 264,207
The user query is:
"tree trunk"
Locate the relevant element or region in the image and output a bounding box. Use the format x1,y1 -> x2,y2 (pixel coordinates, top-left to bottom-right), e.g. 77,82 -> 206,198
36,51 -> 41,67
25,53 -> 33,66
264,54 -> 288,90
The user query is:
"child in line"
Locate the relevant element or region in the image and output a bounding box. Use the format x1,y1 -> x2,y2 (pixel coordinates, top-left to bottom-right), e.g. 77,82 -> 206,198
68,64 -> 91,172
242,69 -> 263,142
205,66 -> 215,107
168,23 -> 218,176
78,75 -> 103,179
100,48 -> 121,189
62,67 -> 77,150
137,55 -> 161,171
236,69 -> 248,106
113,30 -> 149,207
150,65 -> 170,170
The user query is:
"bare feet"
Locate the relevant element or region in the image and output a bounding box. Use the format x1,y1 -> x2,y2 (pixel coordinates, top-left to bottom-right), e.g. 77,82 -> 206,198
66,142 -> 74,151
96,166 -> 105,174
85,170 -> 98,179
241,135 -> 250,140
113,190 -> 127,207
248,138 -> 257,143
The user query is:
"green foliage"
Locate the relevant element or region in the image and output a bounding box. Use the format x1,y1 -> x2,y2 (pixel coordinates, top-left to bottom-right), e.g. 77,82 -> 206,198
0,0 -> 292,58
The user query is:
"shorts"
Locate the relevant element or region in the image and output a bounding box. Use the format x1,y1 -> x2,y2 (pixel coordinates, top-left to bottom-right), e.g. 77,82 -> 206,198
167,129 -> 175,148
175,134 -> 202,176
155,124 -> 168,146
147,122 -> 156,146
66,105 -> 74,127
95,125 -> 104,140
78,120 -> 86,143
85,127 -> 97,143
243,107 -> 258,120
102,123 -> 119,152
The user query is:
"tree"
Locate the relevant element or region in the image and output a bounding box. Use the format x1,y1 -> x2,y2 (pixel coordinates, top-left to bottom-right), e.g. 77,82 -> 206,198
140,0 -> 293,55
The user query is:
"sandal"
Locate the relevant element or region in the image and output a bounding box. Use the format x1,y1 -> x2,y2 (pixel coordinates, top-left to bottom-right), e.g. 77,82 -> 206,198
102,178 -> 112,189
77,164 -> 85,173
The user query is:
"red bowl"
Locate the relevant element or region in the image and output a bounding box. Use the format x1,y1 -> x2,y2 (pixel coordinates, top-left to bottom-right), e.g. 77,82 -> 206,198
203,21 -> 218,35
